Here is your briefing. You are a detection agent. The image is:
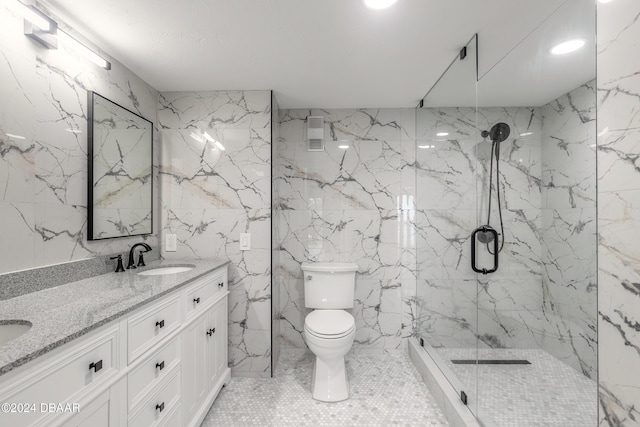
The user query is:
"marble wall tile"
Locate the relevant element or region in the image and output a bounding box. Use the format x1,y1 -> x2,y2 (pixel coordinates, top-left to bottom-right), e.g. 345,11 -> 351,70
597,1 -> 640,423
0,3 -> 160,279
276,108 -> 415,350
159,90 -> 272,378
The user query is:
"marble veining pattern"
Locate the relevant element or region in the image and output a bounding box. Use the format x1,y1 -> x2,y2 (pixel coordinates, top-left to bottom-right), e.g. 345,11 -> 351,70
159,90 -> 272,378
201,349 -> 448,426
0,3 -> 160,276
597,1 -> 640,425
276,108 -> 416,351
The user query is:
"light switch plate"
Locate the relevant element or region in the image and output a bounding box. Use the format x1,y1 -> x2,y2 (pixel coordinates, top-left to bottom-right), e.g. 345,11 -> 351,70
166,234 -> 177,252
240,233 -> 251,251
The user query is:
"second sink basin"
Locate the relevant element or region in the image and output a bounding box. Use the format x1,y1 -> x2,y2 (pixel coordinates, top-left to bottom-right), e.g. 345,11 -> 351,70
0,322 -> 32,346
137,265 -> 195,276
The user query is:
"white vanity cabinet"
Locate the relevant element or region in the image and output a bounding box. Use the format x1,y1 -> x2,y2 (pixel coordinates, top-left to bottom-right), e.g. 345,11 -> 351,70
182,296 -> 228,427
0,264 -> 230,427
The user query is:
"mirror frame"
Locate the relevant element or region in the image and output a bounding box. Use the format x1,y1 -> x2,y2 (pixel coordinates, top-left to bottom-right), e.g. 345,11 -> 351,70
87,91 -> 153,240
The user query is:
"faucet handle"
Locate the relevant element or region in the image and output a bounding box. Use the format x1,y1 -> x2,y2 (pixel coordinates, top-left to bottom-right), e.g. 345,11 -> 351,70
110,255 -> 125,273
137,251 -> 146,267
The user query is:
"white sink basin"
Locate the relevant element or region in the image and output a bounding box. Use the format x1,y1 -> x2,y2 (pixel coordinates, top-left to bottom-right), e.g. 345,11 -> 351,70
0,322 -> 32,346
137,265 -> 195,276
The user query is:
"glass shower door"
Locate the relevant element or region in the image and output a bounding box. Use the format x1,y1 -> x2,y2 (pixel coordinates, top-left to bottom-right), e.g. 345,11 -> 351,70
415,35 -> 480,414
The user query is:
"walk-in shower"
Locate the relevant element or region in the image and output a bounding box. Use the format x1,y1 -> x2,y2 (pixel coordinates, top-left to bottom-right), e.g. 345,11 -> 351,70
413,0 -> 598,425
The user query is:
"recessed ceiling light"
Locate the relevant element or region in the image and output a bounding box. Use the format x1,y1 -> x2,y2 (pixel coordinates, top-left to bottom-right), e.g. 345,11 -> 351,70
436,132 -> 449,137
550,39 -> 586,55
363,0 -> 398,10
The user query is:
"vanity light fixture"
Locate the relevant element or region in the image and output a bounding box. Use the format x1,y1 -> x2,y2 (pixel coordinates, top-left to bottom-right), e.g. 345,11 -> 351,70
550,39 -> 585,55
364,0 -> 398,10
22,3 -> 58,49
58,30 -> 111,70
19,1 -> 111,69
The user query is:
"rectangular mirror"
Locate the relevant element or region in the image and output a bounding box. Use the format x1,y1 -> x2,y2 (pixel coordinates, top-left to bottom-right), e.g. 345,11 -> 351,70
88,91 -> 153,240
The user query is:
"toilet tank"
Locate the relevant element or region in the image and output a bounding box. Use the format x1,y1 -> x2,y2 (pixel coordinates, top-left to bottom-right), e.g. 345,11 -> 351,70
301,262 -> 358,309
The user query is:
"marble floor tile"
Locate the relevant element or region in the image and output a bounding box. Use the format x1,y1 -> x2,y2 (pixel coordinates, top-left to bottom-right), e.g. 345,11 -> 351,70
201,348 -> 449,426
437,348 -> 597,427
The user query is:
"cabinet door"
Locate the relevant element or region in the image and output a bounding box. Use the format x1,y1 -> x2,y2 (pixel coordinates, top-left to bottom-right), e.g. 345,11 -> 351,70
61,391 -> 109,427
182,310 -> 208,418
210,297 -> 228,382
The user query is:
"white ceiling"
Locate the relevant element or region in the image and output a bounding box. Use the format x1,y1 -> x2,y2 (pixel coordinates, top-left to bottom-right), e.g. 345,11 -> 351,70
42,0 -> 568,109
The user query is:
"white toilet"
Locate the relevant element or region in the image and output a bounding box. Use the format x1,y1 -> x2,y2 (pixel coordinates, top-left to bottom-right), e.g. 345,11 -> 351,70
301,262 -> 358,402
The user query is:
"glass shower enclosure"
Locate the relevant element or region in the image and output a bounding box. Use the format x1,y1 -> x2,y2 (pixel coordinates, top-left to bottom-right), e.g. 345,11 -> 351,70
415,1 -> 598,425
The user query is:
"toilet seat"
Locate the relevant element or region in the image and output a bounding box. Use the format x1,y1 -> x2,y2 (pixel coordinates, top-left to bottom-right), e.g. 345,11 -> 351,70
304,310 -> 355,339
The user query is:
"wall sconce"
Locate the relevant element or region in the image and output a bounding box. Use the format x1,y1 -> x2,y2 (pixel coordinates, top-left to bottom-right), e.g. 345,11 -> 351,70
19,1 -> 111,70
23,4 -> 58,49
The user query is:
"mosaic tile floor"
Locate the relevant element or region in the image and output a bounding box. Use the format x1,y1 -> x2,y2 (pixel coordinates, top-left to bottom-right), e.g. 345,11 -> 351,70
201,348 -> 449,426
437,348 -> 598,427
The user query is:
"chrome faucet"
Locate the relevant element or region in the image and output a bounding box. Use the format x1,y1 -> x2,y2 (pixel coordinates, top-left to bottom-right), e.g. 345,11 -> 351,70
127,242 -> 152,269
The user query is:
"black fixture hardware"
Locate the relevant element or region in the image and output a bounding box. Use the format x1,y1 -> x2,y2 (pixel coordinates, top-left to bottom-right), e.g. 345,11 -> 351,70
156,320 -> 165,329
218,282 -> 224,288
127,242 -> 152,269
460,46 -> 467,60
420,338 -> 424,347
193,297 -> 200,304
156,361 -> 165,371
471,226 -> 499,274
207,328 -> 216,336
110,255 -> 125,273
461,391 -> 468,405
155,402 -> 164,412
137,251 -> 146,267
419,99 -> 424,108
89,360 -> 103,373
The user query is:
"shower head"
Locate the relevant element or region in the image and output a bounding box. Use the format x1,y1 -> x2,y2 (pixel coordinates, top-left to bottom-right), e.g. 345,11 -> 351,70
481,122 -> 511,143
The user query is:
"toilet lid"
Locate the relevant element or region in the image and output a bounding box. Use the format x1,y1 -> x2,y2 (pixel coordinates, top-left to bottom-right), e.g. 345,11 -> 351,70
305,310 -> 355,336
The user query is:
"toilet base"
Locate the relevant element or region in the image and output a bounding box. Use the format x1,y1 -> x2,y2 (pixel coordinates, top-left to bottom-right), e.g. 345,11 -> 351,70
311,356 -> 349,402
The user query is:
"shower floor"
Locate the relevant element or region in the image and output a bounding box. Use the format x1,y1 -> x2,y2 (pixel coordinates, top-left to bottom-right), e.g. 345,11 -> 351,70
435,348 -> 597,427
201,348 -> 449,426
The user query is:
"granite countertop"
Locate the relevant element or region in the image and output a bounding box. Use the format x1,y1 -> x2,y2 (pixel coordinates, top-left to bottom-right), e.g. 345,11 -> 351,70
0,258 -> 229,377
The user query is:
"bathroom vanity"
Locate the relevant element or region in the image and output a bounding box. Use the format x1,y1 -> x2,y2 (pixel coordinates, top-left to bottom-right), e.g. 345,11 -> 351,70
0,259 -> 230,427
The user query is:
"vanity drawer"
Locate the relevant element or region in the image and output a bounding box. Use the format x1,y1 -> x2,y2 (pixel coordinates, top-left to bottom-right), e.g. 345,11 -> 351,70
128,336 -> 181,410
159,403 -> 182,427
128,294 -> 181,364
0,325 -> 119,427
185,270 -> 226,317
129,369 -> 181,427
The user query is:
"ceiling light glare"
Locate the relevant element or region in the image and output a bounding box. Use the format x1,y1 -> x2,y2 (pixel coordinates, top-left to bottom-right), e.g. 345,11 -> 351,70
364,0 -> 398,10
6,133 -> 26,140
520,132 -> 533,137
338,144 -> 349,149
598,0 -> 614,3
436,132 -> 449,137
418,145 -> 431,149
189,132 -> 205,143
65,128 -> 82,134
551,39 -> 585,55
215,141 -> 226,151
